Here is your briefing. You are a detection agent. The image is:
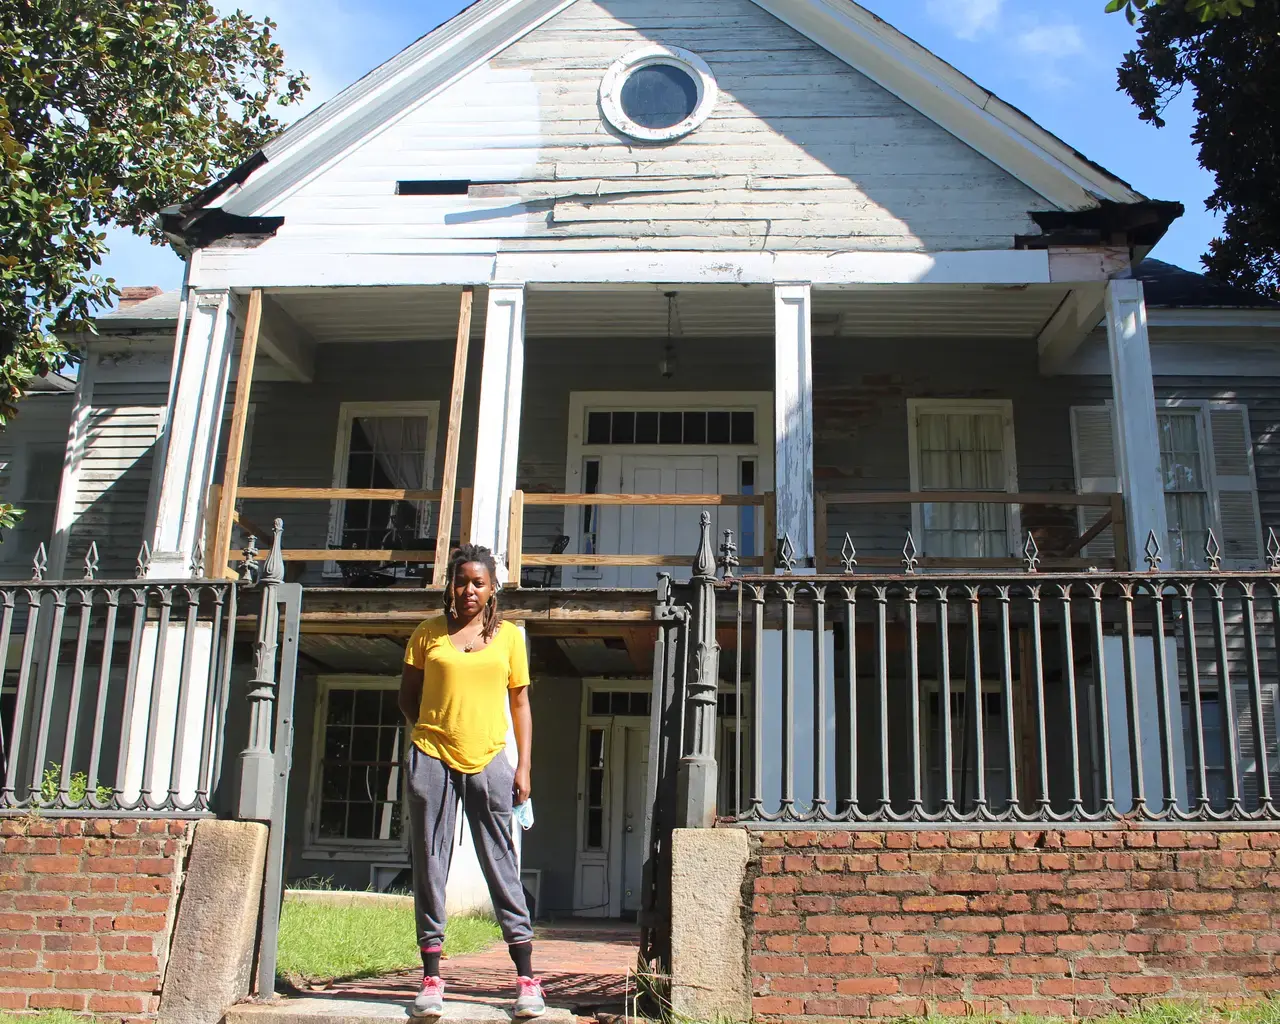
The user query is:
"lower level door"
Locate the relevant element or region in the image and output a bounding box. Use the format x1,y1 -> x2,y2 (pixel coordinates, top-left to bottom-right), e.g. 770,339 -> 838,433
619,724 -> 649,915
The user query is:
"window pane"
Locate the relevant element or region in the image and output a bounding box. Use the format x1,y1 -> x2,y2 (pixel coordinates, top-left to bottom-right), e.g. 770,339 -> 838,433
587,412 -> 611,445
707,412 -> 731,445
659,412 -> 683,444
635,412 -> 659,444
684,412 -> 707,444
612,412 -> 636,444
731,412 -> 755,445
619,63 -> 698,130
590,691 -> 610,716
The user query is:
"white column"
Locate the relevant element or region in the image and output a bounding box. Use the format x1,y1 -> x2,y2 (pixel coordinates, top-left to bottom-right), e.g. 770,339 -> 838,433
468,283 -> 526,582
146,288 -> 238,577
48,348 -> 97,578
1105,279 -> 1168,564
774,283 -> 815,567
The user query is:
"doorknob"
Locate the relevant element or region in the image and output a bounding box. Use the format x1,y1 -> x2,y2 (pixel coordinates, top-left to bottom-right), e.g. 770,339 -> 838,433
625,825 -> 634,833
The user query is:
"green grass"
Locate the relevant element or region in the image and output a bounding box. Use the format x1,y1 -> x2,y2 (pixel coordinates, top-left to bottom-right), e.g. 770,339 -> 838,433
0,1013 -> 86,1024
275,896 -> 501,985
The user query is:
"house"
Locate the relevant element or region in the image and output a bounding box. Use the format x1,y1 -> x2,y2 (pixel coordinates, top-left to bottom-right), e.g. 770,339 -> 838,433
7,0 -> 1280,1016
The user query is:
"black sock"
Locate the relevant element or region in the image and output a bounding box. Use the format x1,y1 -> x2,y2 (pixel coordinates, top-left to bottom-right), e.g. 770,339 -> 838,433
509,941 -> 533,978
422,947 -> 442,977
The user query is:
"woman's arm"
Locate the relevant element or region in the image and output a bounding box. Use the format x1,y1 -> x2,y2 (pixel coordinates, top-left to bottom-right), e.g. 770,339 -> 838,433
510,686 -> 533,804
399,665 -> 424,726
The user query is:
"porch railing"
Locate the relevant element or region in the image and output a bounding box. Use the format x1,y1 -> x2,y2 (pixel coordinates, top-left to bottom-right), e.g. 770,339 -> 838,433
816,490 -> 1128,572
0,547 -> 238,815
506,489 -> 774,585
663,516 -> 1280,828
216,485 -> 473,582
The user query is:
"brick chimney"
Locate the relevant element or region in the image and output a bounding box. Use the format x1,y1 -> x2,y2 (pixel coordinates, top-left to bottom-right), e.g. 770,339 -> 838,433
117,285 -> 163,309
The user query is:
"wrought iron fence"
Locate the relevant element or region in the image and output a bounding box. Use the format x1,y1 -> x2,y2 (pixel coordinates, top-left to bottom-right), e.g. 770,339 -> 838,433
0,542 -> 240,815
708,527 -> 1280,826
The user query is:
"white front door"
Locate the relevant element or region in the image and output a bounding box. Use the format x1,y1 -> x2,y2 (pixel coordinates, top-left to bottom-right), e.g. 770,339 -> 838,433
619,724 -> 649,913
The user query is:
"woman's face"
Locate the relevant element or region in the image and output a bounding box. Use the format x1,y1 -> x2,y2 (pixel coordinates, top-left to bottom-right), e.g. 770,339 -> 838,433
451,560 -> 495,620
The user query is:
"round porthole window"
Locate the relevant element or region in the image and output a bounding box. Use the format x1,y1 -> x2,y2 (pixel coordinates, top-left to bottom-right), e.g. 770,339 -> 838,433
600,46 -> 717,142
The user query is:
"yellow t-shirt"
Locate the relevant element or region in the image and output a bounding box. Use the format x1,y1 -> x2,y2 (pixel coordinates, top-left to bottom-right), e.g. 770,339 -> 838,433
404,616 -> 530,774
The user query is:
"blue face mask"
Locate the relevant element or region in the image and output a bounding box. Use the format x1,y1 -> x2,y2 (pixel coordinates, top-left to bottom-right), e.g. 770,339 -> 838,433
513,798 -> 535,831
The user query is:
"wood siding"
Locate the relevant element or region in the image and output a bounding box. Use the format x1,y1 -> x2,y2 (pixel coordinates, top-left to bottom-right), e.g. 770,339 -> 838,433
269,0 -> 1049,256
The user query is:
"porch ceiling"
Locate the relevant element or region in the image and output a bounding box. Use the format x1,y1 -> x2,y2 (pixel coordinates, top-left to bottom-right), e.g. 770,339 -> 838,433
265,283 -> 1070,344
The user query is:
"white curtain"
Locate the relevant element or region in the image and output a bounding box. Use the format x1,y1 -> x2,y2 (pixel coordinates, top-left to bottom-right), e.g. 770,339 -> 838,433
918,412 -> 1008,559
355,416 -> 432,538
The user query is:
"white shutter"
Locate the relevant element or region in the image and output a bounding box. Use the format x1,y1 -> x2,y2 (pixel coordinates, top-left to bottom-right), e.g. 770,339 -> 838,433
1238,683 -> 1279,812
1070,405 -> 1119,562
1206,404 -> 1263,568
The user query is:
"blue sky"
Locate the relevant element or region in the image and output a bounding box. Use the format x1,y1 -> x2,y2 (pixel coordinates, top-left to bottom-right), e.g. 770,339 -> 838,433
101,0 -> 1218,294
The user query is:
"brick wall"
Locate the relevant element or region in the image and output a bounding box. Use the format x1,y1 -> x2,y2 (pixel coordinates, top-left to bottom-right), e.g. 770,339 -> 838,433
0,817 -> 194,1018
750,829 -> 1280,1020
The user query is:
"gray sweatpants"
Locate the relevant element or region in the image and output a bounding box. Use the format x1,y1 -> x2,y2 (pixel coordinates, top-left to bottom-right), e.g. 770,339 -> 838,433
406,746 -> 534,950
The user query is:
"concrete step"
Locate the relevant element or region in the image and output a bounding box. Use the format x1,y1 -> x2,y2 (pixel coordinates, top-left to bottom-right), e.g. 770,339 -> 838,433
225,997 -> 575,1024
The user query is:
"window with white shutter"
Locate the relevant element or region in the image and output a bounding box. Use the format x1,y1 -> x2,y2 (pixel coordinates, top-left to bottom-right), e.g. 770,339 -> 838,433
1206,405 -> 1263,568
1069,401 -> 1264,570
1069,406 -> 1118,562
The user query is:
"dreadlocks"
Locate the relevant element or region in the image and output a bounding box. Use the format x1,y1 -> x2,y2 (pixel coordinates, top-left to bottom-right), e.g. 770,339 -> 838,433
443,543 -> 501,642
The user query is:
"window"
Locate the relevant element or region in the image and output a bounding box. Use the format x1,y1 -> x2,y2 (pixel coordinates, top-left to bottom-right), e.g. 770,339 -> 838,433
1070,402 -> 1262,569
600,46 -> 718,142
585,727 -> 607,851
329,403 -> 438,571
585,410 -> 754,446
739,459 -> 757,559
908,400 -> 1017,559
311,682 -> 406,848
589,690 -> 651,717
1159,412 -> 1210,569
0,444 -> 64,565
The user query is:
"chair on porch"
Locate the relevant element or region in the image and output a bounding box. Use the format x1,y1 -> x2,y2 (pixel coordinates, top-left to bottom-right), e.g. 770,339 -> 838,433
520,535 -> 569,589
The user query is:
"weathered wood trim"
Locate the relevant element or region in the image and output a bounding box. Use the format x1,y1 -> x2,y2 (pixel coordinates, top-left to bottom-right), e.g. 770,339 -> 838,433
1037,283 -> 1107,376
190,250 -> 1055,291
431,286 -> 475,586
775,283 -> 815,566
507,488 -> 525,585
1060,509 -> 1115,558
48,348 -> 97,578
1105,280 -> 1168,560
820,490 -> 1116,507
257,294 -> 316,383
469,284 -> 526,581
213,288 -> 263,578
527,493 -> 767,507
240,486 -> 443,501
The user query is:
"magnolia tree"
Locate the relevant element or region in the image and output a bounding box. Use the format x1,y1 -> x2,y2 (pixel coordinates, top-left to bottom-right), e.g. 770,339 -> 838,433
0,1 -> 306,533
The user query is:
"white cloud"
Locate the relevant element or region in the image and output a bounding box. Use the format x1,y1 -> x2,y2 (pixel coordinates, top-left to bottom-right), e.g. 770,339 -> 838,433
925,0 -> 1005,41
1015,23 -> 1087,58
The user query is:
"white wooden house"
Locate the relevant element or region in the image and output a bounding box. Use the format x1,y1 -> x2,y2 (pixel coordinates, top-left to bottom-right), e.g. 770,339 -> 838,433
12,0 -> 1280,917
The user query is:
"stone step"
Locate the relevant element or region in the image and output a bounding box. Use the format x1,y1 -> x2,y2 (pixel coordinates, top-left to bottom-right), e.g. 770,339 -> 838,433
225,997 -> 575,1024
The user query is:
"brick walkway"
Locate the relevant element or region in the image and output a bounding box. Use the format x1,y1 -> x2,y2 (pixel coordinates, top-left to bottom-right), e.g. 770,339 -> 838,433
322,923 -> 640,1017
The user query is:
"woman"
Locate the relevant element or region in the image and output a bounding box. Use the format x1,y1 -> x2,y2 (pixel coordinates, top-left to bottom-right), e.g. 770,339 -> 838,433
399,544 -> 544,1019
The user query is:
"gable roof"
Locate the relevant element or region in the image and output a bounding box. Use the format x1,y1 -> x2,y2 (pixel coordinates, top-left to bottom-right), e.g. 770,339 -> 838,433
1136,259 -> 1280,310
174,0 -> 1159,237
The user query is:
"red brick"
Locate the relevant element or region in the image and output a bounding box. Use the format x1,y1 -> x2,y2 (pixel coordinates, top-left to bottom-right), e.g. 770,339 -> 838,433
1005,913 -> 1068,932
1064,831 -> 1094,848
1040,978 -> 1107,996
948,832 -> 981,849
753,996 -> 803,1015
836,977 -> 899,995
751,954 -> 804,974
829,935 -> 862,953
14,894 -> 70,912
1074,912 -> 1136,931
1005,872 -> 1064,891
27,856 -> 80,874
0,913 -> 33,930
1172,891 -> 1234,911
941,956 -> 1002,975
973,978 -> 1034,996
89,994 -> 147,1014
1009,955 -> 1069,975
1183,976 -> 1246,994
112,914 -> 169,933
1110,975 -> 1175,995
1076,955 -> 1142,974
28,992 -> 87,1011
875,955 -> 934,975
768,975 -> 833,994
105,953 -> 161,973
901,895 -> 965,913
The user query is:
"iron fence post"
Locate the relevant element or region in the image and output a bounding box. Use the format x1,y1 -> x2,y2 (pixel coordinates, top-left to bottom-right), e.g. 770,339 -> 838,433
677,512 -> 719,828
237,520 -> 285,821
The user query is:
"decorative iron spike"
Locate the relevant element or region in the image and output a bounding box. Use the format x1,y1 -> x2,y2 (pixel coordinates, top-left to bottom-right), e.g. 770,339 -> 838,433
135,541 -> 151,579
840,533 -> 858,574
1268,528 -> 1280,572
32,542 -> 47,582
1144,530 -> 1163,571
263,519 -> 286,584
1205,529 -> 1222,572
902,531 -> 919,574
190,537 -> 205,577
1023,532 -> 1041,573
777,532 -> 797,573
691,511 -> 717,578
239,534 -> 260,585
719,529 -> 739,580
83,541 -> 99,581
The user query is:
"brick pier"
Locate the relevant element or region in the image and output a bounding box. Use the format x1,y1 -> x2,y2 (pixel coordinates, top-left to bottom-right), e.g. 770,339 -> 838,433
0,817 -> 193,1018
749,829 -> 1280,1020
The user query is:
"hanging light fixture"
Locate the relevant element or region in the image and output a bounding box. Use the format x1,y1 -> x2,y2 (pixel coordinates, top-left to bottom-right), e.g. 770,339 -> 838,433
660,290 -> 680,379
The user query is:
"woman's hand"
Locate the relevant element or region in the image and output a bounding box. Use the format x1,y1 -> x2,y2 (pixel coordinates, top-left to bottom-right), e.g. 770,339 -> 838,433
513,763 -> 532,805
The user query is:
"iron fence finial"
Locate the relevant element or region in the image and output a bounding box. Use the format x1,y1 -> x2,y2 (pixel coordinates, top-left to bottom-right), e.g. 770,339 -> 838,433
263,519 -> 285,584
1268,528 -> 1280,571
719,528 -> 738,580
239,535 -> 260,585
840,533 -> 857,574
190,537 -> 205,577
1023,532 -> 1040,573
902,531 -> 919,574
777,532 -> 797,573
83,542 -> 100,581
32,543 -> 47,581
136,541 -> 151,579
1144,530 -> 1163,571
1205,529 -> 1222,571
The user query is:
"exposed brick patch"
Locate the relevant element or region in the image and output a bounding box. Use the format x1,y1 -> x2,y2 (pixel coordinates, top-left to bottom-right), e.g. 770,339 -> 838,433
0,817 -> 191,1017
749,830 -> 1280,1020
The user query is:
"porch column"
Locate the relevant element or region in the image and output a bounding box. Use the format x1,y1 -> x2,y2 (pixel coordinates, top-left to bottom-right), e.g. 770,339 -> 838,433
774,283 -> 815,569
468,283 -> 526,582
1104,279 -> 1168,564
146,288 -> 238,577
